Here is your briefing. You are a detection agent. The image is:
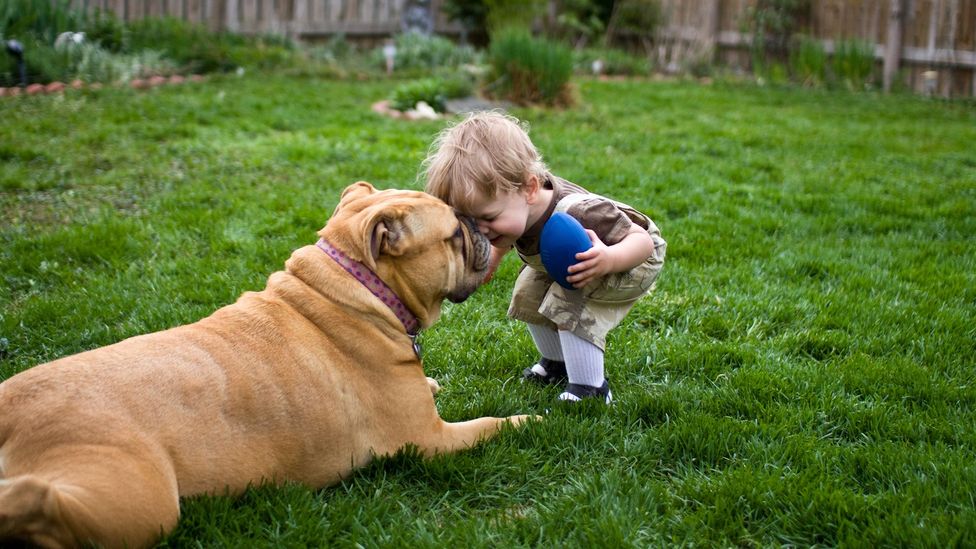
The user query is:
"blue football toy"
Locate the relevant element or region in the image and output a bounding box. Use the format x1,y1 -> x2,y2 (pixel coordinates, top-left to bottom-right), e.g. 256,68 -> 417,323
540,212 -> 593,289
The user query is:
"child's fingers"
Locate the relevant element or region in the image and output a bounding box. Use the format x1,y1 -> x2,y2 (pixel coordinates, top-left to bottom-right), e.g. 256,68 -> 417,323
567,259 -> 594,273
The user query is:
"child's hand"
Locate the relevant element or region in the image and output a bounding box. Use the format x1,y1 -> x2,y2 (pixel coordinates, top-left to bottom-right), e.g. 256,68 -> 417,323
566,230 -> 613,288
566,227 -> 655,289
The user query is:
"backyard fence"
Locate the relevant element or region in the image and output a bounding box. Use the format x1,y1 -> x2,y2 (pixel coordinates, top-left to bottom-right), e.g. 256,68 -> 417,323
68,0 -> 976,97
656,0 -> 975,97
68,0 -> 460,37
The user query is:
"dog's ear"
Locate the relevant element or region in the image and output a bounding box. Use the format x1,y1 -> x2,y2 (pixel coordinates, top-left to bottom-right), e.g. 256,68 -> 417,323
369,216 -> 408,263
333,181 -> 377,216
342,181 -> 376,200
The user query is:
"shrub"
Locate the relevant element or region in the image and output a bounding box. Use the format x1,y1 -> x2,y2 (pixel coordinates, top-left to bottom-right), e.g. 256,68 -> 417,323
381,31 -> 476,73
484,0 -> 545,34
831,38 -> 875,90
125,17 -> 295,73
0,0 -> 86,44
389,75 -> 474,113
552,0 -> 610,48
606,0 -> 663,50
390,79 -> 448,113
573,47 -> 651,76
83,9 -> 126,52
741,0 -> 810,71
436,72 -> 476,99
0,35 -> 176,87
486,28 -> 573,106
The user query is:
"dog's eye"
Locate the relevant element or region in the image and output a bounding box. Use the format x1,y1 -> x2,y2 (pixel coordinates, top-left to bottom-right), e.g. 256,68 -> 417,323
452,226 -> 463,239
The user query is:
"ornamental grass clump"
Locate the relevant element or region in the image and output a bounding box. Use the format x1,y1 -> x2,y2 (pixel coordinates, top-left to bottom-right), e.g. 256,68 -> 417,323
831,38 -> 875,90
790,35 -> 827,86
486,28 -> 573,106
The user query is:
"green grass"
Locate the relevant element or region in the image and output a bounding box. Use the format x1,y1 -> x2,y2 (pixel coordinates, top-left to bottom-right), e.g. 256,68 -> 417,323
2,76 -> 975,546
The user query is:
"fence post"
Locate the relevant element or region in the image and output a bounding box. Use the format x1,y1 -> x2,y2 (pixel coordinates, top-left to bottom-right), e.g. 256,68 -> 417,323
883,0 -> 905,93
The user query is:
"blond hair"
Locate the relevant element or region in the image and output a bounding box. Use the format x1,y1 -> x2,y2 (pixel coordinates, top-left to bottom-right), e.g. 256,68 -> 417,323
423,111 -> 549,215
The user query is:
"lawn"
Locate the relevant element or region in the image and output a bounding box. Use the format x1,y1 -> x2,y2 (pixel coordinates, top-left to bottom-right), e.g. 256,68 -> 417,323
1,75 -> 975,546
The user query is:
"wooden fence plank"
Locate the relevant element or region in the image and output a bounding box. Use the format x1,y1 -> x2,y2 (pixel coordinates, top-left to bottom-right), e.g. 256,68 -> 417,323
883,0 -> 904,92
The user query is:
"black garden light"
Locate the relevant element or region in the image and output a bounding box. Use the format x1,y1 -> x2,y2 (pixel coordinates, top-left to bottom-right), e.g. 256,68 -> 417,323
6,39 -> 26,88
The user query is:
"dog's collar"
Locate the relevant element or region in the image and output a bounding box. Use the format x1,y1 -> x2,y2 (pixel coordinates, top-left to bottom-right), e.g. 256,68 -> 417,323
316,238 -> 421,340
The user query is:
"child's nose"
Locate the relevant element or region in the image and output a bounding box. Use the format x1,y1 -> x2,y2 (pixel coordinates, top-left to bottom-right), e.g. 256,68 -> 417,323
476,220 -> 491,235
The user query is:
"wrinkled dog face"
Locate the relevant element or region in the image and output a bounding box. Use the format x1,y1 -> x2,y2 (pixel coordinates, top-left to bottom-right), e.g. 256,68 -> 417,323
446,213 -> 490,303
321,182 -> 491,326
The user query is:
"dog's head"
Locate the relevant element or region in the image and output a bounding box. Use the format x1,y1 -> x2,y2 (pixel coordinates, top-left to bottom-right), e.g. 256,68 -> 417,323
319,181 -> 491,328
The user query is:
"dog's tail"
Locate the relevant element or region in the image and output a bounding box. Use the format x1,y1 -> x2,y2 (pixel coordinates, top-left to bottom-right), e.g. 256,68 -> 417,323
0,474 -> 71,547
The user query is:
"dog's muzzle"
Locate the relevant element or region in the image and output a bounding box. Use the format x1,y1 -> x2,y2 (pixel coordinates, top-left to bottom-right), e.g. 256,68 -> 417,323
458,214 -> 490,273
446,214 -> 491,304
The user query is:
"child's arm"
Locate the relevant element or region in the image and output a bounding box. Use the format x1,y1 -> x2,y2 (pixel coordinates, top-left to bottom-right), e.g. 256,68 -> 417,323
566,226 -> 654,288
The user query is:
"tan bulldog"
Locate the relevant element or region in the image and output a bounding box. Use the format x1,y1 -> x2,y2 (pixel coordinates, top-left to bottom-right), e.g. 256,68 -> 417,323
0,182 -> 534,548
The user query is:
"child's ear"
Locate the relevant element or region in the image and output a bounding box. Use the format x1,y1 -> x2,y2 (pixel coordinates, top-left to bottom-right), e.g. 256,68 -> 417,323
524,174 -> 541,203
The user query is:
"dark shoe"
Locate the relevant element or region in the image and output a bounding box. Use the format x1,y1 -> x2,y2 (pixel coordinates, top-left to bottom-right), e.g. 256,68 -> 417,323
557,380 -> 612,404
522,358 -> 567,385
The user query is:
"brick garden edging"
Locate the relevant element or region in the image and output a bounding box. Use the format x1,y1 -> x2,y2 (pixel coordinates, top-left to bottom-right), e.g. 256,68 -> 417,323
0,74 -> 207,98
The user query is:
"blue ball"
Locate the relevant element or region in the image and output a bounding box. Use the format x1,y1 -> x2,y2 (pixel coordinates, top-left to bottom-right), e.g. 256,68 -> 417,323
540,212 -> 593,290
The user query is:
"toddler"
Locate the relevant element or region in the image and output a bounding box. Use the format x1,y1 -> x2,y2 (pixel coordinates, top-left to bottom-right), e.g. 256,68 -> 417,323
424,112 -> 666,403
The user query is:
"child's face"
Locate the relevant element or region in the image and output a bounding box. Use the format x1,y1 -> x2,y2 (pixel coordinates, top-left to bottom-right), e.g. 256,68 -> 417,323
466,188 -> 532,249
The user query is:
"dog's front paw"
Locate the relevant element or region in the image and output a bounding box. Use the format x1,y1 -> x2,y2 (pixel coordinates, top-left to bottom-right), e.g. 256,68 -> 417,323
426,377 -> 441,395
508,414 -> 543,426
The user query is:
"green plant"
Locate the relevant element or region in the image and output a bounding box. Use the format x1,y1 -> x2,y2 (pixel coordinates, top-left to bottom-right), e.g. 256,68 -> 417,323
831,38 -> 875,90
605,0 -> 662,52
790,34 -> 827,86
390,73 -> 474,113
442,0 -> 489,43
380,31 -> 477,73
573,47 -> 651,76
83,9 -> 126,52
436,71 -> 476,98
484,0 -> 546,34
0,0 -> 86,44
552,0 -> 611,48
12,38 -> 173,85
742,0 -> 810,71
125,17 -> 295,74
390,78 -> 448,112
486,27 -> 574,105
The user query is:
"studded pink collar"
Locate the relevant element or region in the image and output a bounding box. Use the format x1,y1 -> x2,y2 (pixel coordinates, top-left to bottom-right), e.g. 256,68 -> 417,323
316,238 -> 421,336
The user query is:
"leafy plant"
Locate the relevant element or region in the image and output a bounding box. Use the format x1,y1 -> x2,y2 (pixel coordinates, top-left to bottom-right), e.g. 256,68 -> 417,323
389,73 -> 474,113
605,0 -> 663,52
551,0 -> 611,48
742,0 -> 810,70
124,17 -> 295,74
0,0 -> 86,44
390,78 -> 449,113
486,27 -> 574,105
10,38 -> 173,85
379,31 -> 476,73
484,0 -> 546,34
573,46 -> 651,76
442,0 -> 489,44
83,9 -> 126,52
